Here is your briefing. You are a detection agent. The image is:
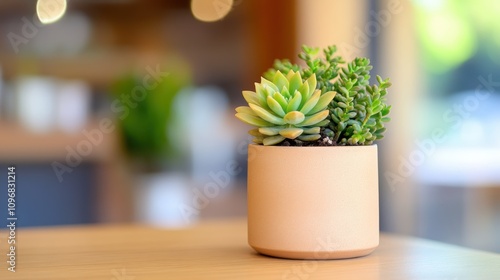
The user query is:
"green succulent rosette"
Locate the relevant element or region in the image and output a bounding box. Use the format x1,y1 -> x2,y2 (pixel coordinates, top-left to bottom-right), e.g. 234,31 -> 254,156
235,70 -> 336,146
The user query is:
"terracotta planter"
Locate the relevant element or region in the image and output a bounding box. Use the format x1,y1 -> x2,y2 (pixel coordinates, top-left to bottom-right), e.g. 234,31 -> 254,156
247,144 -> 379,259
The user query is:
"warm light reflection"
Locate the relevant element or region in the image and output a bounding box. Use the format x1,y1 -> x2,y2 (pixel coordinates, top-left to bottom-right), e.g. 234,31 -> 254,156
191,0 -> 233,22
37,0 -> 67,24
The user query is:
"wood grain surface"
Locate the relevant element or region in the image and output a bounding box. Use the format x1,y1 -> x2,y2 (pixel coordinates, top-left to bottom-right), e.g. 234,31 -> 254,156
1,219 -> 499,279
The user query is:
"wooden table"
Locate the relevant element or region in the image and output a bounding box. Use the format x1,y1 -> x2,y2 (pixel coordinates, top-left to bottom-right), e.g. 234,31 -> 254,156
2,219 -> 499,279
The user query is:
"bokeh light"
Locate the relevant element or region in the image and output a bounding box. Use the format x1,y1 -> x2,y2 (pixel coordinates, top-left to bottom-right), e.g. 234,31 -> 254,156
415,0 -> 476,73
37,0 -> 67,24
191,0 -> 233,22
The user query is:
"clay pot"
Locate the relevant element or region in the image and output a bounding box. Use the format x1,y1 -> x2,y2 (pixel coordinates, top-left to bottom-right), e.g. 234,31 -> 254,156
247,144 -> 379,259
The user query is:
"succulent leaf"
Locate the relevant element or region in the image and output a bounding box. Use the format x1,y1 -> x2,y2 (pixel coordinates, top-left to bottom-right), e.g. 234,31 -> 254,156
273,71 -> 289,91
260,77 -> 279,93
235,106 -> 256,115
298,134 -> 321,141
249,104 -> 286,125
281,86 -> 291,99
235,113 -> 273,127
273,92 -> 288,110
315,119 -> 330,127
279,128 -> 303,139
248,128 -> 263,137
242,91 -> 260,106
305,74 -> 317,97
286,90 -> 302,112
259,126 -> 285,136
299,110 -> 329,126
303,127 -> 320,134
288,71 -> 302,94
263,135 -> 286,146
284,111 -> 305,125
298,81 -> 310,107
300,89 -> 321,114
267,96 -> 286,117
309,91 -> 336,114
252,138 -> 263,144
254,83 -> 266,98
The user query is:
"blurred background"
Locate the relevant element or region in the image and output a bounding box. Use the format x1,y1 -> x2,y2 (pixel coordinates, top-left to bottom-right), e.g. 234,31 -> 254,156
0,0 -> 499,253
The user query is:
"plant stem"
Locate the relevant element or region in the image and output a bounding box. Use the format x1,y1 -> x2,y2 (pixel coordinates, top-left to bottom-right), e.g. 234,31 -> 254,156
362,113 -> 371,127
333,127 -> 342,142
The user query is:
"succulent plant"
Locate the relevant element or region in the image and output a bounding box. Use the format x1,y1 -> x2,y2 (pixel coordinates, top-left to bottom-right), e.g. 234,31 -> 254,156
264,45 -> 392,146
235,70 -> 336,145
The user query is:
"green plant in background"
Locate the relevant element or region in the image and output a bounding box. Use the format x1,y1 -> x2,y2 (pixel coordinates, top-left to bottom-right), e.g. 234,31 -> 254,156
235,70 -> 335,145
259,45 -> 392,146
112,70 -> 189,170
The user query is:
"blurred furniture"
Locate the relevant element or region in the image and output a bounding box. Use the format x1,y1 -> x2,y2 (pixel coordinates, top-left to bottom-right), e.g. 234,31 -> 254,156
6,219 -> 500,279
0,0 -> 298,226
417,184 -> 500,253
416,146 -> 500,253
0,119 -> 132,226
0,119 -> 115,161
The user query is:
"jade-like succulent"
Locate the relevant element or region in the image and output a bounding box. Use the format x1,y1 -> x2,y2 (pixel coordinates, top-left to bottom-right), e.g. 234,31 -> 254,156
264,45 -> 392,146
235,70 -> 336,145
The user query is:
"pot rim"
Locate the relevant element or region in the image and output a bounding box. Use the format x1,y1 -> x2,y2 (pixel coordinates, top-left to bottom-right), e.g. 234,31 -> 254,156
248,143 -> 378,150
